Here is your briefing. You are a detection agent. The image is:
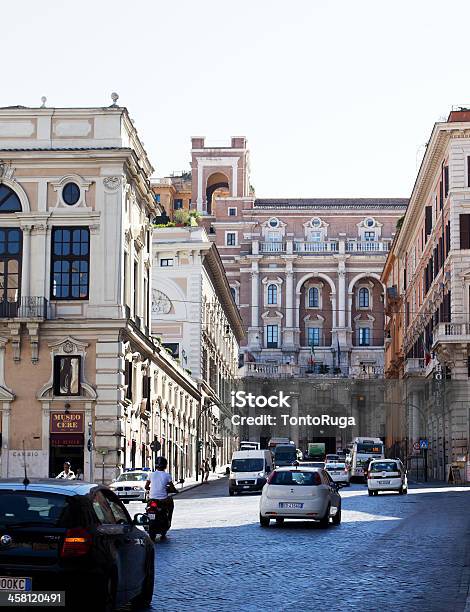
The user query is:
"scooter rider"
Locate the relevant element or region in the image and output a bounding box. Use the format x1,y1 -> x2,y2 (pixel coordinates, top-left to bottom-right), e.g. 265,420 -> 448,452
145,456 -> 177,525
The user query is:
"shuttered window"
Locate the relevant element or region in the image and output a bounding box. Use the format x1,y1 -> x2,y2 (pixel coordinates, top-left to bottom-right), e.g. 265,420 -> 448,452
444,166 -> 449,198
425,206 -> 432,239
460,214 -> 470,249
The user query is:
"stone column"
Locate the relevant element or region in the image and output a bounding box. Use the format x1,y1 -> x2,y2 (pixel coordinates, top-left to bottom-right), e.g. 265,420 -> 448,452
21,225 -> 32,299
251,268 -> 259,327
248,262 -> 261,350
197,164 -> 204,212
289,392 -> 300,448
1,404 -> 11,477
284,260 -> 295,349
338,262 -> 346,328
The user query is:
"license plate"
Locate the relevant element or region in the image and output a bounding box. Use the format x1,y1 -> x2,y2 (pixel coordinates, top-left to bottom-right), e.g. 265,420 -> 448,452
279,502 -> 303,509
242,486 -> 250,489
379,480 -> 390,484
0,577 -> 32,592
147,513 -> 155,520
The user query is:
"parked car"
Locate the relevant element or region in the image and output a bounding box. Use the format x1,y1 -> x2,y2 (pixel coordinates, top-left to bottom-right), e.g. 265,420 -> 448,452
367,459 -> 408,495
259,467 -> 341,527
108,470 -> 149,503
0,479 -> 154,611
325,462 -> 350,486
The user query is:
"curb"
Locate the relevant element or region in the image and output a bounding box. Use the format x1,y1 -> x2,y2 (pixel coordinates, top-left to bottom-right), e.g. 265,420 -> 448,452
176,474 -> 227,494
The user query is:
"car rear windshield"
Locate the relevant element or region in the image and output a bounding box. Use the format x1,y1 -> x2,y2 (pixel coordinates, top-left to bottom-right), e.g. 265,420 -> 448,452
269,471 -> 321,486
0,491 -> 75,527
326,463 -> 345,470
370,462 -> 400,472
231,459 -> 264,472
117,473 -> 148,482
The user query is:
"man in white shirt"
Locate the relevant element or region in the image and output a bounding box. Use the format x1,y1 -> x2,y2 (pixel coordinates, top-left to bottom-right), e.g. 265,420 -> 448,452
55,461 -> 75,480
146,456 -> 177,525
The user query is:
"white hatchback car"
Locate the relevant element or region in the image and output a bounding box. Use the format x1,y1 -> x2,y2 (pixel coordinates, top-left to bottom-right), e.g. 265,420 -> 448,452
259,466 -> 341,527
325,462 -> 350,486
367,459 -> 407,495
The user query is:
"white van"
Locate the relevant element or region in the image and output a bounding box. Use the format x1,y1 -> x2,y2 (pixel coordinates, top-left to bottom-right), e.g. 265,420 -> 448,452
240,441 -> 261,450
229,450 -> 274,496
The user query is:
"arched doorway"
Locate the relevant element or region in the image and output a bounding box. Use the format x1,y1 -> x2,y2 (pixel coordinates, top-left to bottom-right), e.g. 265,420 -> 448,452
206,172 -> 229,214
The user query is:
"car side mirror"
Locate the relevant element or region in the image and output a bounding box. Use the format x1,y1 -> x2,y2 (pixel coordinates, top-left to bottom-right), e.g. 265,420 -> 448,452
133,513 -> 150,526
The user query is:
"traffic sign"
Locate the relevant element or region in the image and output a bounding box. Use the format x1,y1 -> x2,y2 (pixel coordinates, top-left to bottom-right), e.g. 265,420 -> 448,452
419,439 -> 429,450
150,440 -> 161,453
413,441 -> 420,452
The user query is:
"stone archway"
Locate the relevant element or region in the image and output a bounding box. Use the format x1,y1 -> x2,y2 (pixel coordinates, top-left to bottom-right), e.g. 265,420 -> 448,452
206,172 -> 229,214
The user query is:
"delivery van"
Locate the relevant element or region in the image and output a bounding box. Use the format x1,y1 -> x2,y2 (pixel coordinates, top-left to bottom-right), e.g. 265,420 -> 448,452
229,450 -> 274,496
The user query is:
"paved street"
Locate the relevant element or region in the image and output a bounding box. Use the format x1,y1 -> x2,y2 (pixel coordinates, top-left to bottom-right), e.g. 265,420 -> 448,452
128,478 -> 470,612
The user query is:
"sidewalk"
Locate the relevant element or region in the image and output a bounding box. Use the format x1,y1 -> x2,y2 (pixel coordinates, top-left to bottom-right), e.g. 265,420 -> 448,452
408,479 -> 470,488
175,467 -> 228,493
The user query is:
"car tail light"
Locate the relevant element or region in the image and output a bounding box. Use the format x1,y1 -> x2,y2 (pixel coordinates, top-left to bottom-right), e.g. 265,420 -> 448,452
266,471 -> 276,484
148,500 -> 159,509
367,472 -> 373,479
61,528 -> 92,558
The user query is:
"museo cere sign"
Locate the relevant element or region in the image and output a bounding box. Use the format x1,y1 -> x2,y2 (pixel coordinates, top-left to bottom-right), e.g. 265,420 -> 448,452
50,412 -> 84,434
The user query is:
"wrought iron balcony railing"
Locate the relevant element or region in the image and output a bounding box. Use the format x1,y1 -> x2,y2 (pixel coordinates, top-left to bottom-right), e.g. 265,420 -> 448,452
0,296 -> 48,319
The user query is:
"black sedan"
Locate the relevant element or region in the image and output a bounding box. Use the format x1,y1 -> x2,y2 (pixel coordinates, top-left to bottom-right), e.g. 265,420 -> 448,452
0,479 -> 154,611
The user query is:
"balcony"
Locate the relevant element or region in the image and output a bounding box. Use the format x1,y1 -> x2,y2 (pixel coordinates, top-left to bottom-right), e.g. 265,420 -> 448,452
404,358 -> 425,376
346,241 -> 390,253
433,322 -> 470,347
294,241 -> 338,254
0,297 -> 48,319
259,242 -> 286,254
349,365 -> 384,378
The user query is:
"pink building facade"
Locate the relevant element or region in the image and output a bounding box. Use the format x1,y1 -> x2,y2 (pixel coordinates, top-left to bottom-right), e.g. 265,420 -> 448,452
189,137 -> 407,378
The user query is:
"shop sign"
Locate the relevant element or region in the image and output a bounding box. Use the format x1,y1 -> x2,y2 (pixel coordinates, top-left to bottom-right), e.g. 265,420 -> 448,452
50,434 -> 84,447
50,412 -> 84,434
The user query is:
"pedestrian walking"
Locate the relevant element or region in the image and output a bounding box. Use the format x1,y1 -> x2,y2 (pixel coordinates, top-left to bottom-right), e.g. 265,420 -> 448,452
200,461 -> 205,481
204,459 -> 210,482
211,455 -> 217,473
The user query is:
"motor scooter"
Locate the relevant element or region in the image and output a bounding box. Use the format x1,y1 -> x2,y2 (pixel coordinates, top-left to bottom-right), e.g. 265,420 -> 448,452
145,496 -> 174,540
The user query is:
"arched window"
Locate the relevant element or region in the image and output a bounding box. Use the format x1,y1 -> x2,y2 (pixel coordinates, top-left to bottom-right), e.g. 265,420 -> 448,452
230,287 -> 237,303
267,284 -> 277,305
359,287 -> 370,308
0,185 -> 21,212
308,287 -> 319,308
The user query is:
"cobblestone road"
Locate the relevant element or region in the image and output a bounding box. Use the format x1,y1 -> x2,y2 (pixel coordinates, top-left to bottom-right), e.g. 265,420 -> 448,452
130,479 -> 470,612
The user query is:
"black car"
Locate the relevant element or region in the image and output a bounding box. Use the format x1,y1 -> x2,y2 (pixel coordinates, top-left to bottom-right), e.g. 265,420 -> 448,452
0,479 -> 154,611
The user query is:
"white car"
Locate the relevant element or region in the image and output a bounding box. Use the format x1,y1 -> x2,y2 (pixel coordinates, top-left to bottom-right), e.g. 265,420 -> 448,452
259,466 -> 341,527
325,462 -> 350,486
108,470 -> 150,502
367,459 -> 408,495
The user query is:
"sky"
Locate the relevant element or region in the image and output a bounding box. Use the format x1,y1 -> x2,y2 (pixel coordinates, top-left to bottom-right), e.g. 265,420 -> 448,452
1,0 -> 470,198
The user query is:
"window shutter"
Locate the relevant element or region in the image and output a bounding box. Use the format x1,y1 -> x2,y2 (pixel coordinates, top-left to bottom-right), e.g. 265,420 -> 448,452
425,206 -> 432,239
444,166 -> 449,198
460,214 -> 470,249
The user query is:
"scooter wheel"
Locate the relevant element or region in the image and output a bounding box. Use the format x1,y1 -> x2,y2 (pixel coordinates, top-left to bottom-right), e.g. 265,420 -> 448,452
149,526 -> 158,542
